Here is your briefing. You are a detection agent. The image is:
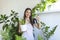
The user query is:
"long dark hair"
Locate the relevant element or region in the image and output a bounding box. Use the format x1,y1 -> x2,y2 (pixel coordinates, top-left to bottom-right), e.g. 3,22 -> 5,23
24,8 -> 33,26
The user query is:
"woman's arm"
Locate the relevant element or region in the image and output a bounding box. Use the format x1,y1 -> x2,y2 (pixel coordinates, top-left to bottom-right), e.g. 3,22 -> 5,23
18,20 -> 22,33
16,21 -> 23,36
36,16 -> 41,29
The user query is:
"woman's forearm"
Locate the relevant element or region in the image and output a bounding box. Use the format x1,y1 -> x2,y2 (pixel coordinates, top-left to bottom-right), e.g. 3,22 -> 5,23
36,16 -> 41,29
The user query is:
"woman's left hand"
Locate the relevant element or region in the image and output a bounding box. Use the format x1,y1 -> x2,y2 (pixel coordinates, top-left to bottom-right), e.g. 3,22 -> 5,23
36,16 -> 40,21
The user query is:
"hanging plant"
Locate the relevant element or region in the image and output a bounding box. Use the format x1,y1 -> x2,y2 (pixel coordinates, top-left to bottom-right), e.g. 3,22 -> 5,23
32,0 -> 57,18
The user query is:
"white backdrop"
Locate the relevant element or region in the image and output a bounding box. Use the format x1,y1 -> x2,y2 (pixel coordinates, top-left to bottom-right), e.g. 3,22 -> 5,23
0,0 -> 60,40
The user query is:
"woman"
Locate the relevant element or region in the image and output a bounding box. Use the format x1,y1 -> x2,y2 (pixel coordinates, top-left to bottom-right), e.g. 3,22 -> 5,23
18,8 -> 34,40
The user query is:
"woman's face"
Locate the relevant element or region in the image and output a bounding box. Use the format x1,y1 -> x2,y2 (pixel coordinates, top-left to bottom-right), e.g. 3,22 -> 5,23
25,10 -> 31,18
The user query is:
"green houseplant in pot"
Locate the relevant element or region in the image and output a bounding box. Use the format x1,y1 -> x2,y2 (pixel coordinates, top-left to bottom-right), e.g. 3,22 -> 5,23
0,10 -> 26,40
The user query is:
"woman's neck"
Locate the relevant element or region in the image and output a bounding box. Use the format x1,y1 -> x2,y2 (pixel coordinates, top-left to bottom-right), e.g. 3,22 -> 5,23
25,18 -> 30,24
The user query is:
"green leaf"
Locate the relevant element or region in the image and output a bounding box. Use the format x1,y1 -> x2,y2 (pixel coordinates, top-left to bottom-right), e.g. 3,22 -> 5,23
46,0 -> 56,3
48,25 -> 57,38
45,26 -> 50,32
7,20 -> 10,22
15,35 -> 26,40
40,22 -> 46,26
4,16 -> 8,20
11,10 -> 15,13
1,15 -> 4,18
3,24 -> 9,30
32,13 -> 36,18
0,21 -> 3,23
38,34 -> 44,40
20,19 -> 25,25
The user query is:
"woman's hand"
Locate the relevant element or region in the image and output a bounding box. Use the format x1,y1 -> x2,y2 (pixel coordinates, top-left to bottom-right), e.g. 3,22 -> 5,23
36,16 -> 40,21
36,15 -> 41,29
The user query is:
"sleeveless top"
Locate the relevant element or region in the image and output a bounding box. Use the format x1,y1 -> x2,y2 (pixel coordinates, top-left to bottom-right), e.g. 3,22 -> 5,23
20,19 -> 34,40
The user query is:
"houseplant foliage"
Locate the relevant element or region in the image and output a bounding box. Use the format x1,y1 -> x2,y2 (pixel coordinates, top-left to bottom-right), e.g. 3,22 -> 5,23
0,10 -> 25,40
0,10 -> 57,40
40,22 -> 57,40
32,0 -> 57,18
38,34 -> 44,40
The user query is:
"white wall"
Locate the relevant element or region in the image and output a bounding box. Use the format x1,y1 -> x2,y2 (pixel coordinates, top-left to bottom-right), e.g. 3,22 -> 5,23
39,12 -> 60,40
0,0 -> 60,40
0,0 -> 41,18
